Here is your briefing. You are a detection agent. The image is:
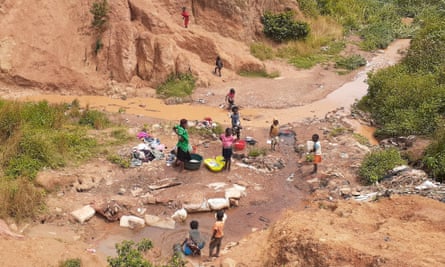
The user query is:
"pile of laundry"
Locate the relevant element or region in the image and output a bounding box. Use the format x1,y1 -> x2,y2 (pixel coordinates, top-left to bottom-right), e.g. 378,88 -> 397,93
131,132 -> 168,167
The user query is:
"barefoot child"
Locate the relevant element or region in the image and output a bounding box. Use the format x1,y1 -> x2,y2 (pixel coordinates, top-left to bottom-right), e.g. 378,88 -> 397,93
269,119 -> 280,151
310,133 -> 322,174
209,210 -> 225,258
220,128 -> 235,171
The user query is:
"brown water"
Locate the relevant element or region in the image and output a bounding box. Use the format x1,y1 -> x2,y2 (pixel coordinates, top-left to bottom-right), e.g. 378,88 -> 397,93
20,40 -> 409,132
17,39 -> 409,258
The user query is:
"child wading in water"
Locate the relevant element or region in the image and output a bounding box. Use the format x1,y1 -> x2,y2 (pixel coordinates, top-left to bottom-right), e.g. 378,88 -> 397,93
209,210 -> 225,258
269,119 -> 280,151
220,128 -> 235,171
310,133 -> 322,174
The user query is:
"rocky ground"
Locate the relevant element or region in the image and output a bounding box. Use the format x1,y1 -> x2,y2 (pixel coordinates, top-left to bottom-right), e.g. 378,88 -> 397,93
0,38 -> 445,267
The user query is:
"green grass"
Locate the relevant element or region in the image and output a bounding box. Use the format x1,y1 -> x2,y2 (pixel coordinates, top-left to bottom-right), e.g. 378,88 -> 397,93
156,73 -> 196,98
248,147 -> 267,157
238,69 -> 280,78
0,100 -> 116,221
59,258 -> 81,267
335,54 -> 367,70
353,133 -> 370,146
288,54 -> 327,69
250,42 -> 274,60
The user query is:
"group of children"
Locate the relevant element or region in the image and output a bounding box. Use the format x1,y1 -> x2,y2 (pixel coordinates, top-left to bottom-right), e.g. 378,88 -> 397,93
182,210 -> 226,259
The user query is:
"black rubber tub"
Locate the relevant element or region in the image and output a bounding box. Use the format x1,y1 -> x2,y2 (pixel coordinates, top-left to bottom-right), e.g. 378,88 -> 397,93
184,154 -> 203,170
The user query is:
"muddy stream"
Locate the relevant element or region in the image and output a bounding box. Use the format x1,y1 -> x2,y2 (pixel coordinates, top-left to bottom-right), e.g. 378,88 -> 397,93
18,40 -> 410,259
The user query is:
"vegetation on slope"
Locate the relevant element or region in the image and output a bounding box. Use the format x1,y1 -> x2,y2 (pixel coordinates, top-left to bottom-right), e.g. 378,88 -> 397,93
0,99 -> 129,221
357,1 -> 445,181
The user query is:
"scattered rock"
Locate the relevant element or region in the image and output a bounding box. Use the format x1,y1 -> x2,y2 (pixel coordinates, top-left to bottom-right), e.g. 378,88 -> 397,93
144,214 -> 175,229
120,215 -> 145,229
71,205 -> 96,224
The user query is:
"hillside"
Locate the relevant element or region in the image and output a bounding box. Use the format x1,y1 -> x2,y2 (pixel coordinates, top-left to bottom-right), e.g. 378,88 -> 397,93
0,0 -> 297,94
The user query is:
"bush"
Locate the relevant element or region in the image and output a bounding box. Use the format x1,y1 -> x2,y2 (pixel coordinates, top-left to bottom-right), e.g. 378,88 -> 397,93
248,147 -> 267,157
261,11 -> 310,42
107,240 -> 152,267
79,108 -> 110,129
359,148 -> 406,184
403,17 -> 445,73
157,73 -> 196,98
107,154 -> 130,168
59,258 -> 81,267
0,178 -> 46,222
90,0 -> 109,29
335,54 -> 366,70
361,65 -> 445,137
422,128 -> 445,182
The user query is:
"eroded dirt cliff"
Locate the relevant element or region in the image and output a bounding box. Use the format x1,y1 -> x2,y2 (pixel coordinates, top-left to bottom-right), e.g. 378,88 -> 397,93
0,0 -> 298,95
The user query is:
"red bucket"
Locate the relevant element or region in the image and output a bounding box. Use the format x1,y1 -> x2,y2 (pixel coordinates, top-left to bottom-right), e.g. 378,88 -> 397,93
234,140 -> 246,151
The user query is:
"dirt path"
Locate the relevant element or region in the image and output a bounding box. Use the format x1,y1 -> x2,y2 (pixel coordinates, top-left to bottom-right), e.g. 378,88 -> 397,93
3,39 -> 410,131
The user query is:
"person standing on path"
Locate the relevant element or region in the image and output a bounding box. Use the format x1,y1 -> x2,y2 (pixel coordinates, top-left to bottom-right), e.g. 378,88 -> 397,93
209,210 -> 225,258
181,7 -> 190,28
220,128 -> 235,171
173,119 -> 191,172
310,133 -> 322,174
269,119 -> 280,151
214,56 -> 223,77
230,106 -> 242,140
225,88 -> 235,111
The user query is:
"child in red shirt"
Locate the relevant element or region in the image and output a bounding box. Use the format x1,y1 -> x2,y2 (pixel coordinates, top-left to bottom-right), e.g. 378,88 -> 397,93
181,7 -> 190,28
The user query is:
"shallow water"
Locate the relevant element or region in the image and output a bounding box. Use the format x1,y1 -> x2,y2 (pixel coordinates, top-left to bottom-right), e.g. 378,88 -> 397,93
17,39 -> 410,258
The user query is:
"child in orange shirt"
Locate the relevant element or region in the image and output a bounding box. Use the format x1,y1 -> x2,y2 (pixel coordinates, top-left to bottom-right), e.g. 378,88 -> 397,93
209,210 -> 225,258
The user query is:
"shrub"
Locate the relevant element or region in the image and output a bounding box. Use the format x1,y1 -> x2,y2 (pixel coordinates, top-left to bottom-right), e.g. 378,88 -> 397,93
79,108 -> 110,129
59,258 -> 81,267
90,0 -> 109,29
359,148 -> 406,184
0,101 -> 24,141
107,240 -> 151,267
422,127 -> 445,182
403,17 -> 445,73
335,55 -> 366,70
362,65 -> 445,137
156,73 -> 196,98
21,101 -> 66,129
261,11 -> 310,42
107,154 -> 130,168
248,147 -> 267,157
0,178 -> 46,222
